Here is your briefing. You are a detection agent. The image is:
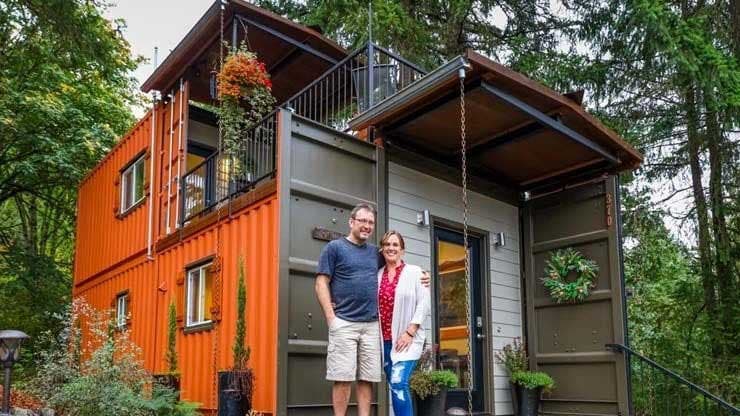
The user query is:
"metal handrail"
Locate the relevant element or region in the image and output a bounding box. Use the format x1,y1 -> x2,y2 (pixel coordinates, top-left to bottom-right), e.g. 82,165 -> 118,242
181,108 -> 279,179
607,343 -> 740,415
282,41 -> 426,130
180,109 -> 278,226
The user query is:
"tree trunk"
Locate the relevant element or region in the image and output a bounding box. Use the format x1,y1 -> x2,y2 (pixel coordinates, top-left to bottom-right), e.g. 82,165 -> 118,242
703,90 -> 739,358
685,85 -> 719,357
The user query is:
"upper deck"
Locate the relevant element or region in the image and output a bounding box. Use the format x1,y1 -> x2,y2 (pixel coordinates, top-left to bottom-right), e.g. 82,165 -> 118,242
74,0 -> 640,284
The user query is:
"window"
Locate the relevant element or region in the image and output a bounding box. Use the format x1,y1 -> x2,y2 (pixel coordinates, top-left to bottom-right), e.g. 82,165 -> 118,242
116,292 -> 129,328
120,155 -> 146,213
186,263 -> 213,327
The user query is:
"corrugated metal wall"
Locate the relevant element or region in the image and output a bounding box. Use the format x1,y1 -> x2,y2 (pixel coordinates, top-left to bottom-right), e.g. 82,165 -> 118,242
74,257 -> 159,370
75,194 -> 279,414
154,195 -> 279,414
75,108 -> 158,283
75,82 -> 279,414
275,110 -> 386,415
522,177 -> 628,416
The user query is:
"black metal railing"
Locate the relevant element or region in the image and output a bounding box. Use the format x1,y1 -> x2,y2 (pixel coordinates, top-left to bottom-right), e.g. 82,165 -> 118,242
607,344 -> 740,416
284,42 -> 426,131
180,110 -> 278,225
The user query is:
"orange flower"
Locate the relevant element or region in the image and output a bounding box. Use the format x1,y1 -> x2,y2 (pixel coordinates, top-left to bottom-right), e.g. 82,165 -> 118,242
217,51 -> 272,100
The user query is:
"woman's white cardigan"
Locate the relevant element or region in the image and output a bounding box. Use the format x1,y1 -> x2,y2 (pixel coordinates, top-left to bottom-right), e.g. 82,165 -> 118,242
377,263 -> 431,362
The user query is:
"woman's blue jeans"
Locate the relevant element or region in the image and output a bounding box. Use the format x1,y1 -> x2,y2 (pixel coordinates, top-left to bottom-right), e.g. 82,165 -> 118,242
383,341 -> 417,416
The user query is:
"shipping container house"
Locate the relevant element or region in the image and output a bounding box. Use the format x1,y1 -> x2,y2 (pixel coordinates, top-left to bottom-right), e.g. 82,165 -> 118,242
74,1 -> 645,415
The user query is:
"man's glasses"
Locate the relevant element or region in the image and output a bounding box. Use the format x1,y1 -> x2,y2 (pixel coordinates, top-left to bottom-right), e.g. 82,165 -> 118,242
352,217 -> 375,226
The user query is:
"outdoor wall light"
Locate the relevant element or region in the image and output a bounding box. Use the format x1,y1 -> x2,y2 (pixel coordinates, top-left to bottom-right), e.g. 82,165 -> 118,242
0,330 -> 29,416
494,232 -> 506,247
416,209 -> 430,227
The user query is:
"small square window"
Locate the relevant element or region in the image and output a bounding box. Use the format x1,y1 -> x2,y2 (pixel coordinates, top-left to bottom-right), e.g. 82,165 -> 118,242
120,155 -> 146,213
186,263 -> 213,327
116,293 -> 129,328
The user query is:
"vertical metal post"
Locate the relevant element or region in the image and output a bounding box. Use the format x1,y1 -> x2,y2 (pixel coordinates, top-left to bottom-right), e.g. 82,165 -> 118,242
367,42 -> 375,110
232,16 -> 238,50
2,364 -> 11,415
179,175 -> 186,229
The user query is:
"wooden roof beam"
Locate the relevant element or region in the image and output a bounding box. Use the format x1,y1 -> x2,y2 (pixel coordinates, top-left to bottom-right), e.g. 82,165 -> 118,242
460,109 -> 563,156
480,81 -> 619,166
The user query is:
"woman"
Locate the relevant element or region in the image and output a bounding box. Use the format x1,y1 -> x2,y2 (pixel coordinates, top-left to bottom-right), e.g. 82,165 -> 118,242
378,230 -> 431,416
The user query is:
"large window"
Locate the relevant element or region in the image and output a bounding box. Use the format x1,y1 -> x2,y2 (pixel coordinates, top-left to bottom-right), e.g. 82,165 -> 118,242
120,155 -> 146,213
186,263 -> 213,327
115,292 -> 129,328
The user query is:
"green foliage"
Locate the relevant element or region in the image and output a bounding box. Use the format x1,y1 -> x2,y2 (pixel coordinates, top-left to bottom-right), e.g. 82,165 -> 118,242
165,302 -> 179,375
217,44 -> 276,168
254,0 -> 565,70
31,299 -> 198,416
0,0 -> 140,380
430,370 -> 459,389
233,256 -> 250,370
495,337 -> 528,374
409,370 -> 459,400
511,371 -> 555,393
542,248 -> 599,303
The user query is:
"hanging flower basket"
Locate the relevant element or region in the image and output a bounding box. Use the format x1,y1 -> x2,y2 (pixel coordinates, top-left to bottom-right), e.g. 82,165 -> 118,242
542,248 -> 599,303
217,45 -> 276,175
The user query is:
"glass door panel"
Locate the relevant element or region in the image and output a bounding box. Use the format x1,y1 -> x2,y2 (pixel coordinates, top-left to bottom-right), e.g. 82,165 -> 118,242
434,226 -> 485,412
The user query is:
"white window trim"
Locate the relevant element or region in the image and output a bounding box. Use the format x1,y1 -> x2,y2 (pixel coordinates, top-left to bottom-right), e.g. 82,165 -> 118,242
186,263 -> 212,327
120,155 -> 146,214
116,293 -> 128,328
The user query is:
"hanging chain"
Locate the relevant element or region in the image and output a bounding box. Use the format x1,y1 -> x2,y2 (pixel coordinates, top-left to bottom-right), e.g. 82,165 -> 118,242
459,71 -> 474,416
211,1 -> 226,411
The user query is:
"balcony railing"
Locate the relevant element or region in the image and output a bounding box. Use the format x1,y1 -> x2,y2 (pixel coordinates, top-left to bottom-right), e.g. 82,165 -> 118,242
180,109 -> 278,226
284,42 -> 426,131
178,44 -> 425,225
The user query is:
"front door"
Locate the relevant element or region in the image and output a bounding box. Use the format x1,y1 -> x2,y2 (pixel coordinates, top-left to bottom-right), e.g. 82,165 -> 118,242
433,226 -> 486,412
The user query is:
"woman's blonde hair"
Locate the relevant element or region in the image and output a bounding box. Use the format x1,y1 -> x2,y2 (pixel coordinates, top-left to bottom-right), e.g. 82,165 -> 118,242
380,230 -> 406,250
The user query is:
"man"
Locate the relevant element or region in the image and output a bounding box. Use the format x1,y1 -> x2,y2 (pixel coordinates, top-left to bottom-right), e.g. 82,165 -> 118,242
315,203 -> 428,416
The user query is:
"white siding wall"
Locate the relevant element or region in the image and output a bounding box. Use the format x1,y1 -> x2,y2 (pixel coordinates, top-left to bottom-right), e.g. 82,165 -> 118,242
388,162 -> 522,415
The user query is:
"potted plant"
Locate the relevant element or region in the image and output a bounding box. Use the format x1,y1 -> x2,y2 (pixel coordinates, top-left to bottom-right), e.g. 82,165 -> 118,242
154,302 -> 181,398
409,349 -> 459,415
220,257 -> 254,416
510,370 -> 555,415
217,43 -> 275,181
495,338 -> 555,416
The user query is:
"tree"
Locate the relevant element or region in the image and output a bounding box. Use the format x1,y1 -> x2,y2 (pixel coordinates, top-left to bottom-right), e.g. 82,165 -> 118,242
0,0 -> 141,378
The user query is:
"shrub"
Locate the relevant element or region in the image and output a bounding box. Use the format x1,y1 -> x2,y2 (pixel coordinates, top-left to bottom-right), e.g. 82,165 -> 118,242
495,337 -> 528,374
410,370 -> 459,400
30,298 -> 198,416
511,371 -> 555,393
165,302 -> 179,375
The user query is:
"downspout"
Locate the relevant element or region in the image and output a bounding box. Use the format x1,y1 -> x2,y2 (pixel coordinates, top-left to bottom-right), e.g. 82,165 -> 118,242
147,94 -> 158,260
174,78 -> 184,228
165,90 -> 174,234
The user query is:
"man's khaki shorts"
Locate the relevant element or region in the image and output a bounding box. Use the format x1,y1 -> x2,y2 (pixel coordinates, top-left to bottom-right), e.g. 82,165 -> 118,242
326,317 -> 382,382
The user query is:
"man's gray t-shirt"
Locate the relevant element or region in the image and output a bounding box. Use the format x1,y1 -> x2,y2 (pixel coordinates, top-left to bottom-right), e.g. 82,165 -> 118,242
317,237 -> 383,322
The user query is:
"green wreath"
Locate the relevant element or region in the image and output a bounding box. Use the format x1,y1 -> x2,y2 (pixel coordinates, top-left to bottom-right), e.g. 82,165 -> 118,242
542,248 -> 599,303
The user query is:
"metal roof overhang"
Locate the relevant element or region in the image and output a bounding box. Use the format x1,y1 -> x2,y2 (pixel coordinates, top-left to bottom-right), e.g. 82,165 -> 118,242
349,50 -> 643,191
140,0 -> 347,102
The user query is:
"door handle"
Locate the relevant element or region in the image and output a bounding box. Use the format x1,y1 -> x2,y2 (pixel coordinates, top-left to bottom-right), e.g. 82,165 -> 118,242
476,333 -> 485,340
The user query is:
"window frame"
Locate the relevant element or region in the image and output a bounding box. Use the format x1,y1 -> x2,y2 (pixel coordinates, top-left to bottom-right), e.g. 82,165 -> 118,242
115,292 -> 129,329
119,153 -> 146,214
185,262 -> 212,328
